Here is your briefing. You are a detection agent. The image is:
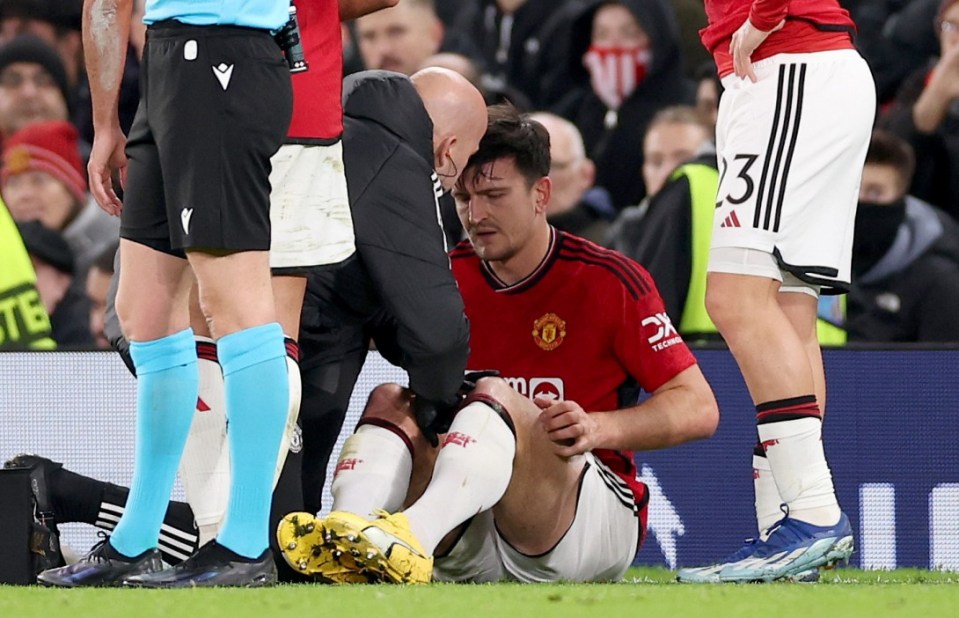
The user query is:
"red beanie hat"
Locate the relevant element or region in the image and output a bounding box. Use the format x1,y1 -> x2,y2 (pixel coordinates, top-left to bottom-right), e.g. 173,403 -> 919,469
1,121 -> 87,203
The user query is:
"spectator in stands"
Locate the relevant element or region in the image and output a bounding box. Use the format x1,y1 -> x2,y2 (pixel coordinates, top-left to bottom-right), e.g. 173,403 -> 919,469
1,120 -> 118,277
605,106 -> 716,338
354,0 -> 480,77
0,2 -> 140,144
0,1 -> 82,90
85,242 -> 118,349
0,34 -> 70,143
453,0 -> 584,108
17,220 -> 93,347
849,0 -> 941,104
528,111 -> 615,243
846,130 -> 959,342
553,0 -> 694,211
881,0 -> 959,220
694,60 -> 722,131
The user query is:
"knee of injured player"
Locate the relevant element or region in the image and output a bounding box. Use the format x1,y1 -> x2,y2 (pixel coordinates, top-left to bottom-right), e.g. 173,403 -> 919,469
356,383 -> 426,442
459,377 -> 527,433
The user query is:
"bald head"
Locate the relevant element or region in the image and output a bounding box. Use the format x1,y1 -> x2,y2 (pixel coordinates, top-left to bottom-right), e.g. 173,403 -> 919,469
528,112 -> 594,216
411,67 -> 488,190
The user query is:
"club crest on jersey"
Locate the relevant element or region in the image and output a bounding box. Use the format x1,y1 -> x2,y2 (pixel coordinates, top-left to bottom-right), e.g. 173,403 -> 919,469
532,312 -> 566,351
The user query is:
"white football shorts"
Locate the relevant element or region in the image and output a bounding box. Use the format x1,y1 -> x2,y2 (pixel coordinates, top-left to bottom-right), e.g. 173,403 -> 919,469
269,142 -> 355,271
708,49 -> 876,293
433,453 -> 641,583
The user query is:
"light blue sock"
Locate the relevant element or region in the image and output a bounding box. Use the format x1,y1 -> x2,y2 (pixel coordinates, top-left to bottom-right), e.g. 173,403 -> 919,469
216,322 -> 288,558
110,328 -> 198,558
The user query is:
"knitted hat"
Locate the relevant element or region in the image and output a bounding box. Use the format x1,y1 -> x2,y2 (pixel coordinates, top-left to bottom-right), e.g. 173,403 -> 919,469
17,220 -> 75,275
0,34 -> 71,109
2,120 -> 87,203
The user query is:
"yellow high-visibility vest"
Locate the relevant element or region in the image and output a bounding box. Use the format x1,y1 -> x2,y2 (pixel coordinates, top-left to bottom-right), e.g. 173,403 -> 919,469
0,198 -> 55,350
674,163 -> 718,336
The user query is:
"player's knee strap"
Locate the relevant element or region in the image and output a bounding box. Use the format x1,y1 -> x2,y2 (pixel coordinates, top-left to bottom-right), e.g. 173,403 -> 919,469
459,393 -> 516,438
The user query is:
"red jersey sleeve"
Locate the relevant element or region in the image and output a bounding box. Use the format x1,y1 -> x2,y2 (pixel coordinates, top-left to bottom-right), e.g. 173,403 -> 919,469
749,0 -> 789,32
613,269 -> 697,394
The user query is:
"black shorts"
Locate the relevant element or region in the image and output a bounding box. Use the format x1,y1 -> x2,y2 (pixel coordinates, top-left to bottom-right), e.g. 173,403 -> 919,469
120,20 -> 292,254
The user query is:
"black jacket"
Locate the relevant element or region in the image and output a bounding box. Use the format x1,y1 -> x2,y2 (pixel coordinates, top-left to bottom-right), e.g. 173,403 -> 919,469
606,152 -> 716,329
847,198 -> 959,343
552,0 -> 694,211
454,0 -> 584,108
299,71 -> 470,404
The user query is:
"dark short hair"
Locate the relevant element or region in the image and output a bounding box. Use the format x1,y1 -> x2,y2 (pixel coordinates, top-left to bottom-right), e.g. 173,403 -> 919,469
462,103 -> 551,187
865,129 -> 916,188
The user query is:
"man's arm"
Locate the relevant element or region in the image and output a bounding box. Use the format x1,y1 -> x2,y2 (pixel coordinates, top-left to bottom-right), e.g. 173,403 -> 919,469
339,0 -> 398,21
82,0 -> 133,214
356,158 -> 470,404
536,365 -> 719,457
730,0 -> 786,81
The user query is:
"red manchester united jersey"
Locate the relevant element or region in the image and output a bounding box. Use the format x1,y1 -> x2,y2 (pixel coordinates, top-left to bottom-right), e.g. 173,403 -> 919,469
450,229 -> 697,502
287,0 -> 343,142
702,0 -> 856,77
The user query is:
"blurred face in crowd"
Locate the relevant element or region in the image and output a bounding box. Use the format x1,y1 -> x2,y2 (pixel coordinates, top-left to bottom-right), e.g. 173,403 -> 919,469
0,15 -> 56,46
530,113 -> 594,217
0,62 -> 68,135
2,170 -> 79,230
591,3 -> 649,48
696,78 -> 720,129
85,265 -> 112,348
453,157 -> 551,264
642,121 -> 710,197
356,2 -> 443,76
30,256 -> 70,314
859,163 -> 906,204
940,2 -> 959,56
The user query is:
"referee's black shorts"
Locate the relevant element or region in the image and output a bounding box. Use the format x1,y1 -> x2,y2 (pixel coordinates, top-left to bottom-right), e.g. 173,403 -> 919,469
120,20 -> 293,256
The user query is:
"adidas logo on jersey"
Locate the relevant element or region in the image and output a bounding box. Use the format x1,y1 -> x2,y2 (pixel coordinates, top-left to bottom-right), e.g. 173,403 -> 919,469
720,211 -> 742,228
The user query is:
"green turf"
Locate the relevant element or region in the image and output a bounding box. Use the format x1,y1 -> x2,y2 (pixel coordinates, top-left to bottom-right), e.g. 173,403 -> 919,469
2,568 -> 957,618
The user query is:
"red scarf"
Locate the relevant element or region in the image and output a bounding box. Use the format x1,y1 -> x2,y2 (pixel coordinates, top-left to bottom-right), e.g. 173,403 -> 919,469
583,44 -> 652,110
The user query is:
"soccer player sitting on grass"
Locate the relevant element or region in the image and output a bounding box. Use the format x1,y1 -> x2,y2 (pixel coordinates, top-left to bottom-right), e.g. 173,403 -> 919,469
277,105 -> 719,584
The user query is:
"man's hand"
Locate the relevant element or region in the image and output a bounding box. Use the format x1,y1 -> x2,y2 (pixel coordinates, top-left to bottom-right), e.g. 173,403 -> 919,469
412,395 -> 460,447
534,397 -> 600,458
730,18 -> 784,82
87,124 -> 128,216
930,43 -> 959,101
413,371 -> 500,447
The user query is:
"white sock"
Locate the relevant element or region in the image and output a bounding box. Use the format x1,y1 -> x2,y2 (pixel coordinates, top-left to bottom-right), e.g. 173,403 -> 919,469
753,448 -> 784,539
404,401 -> 515,554
179,337 -> 230,545
758,416 -> 841,526
331,423 -> 413,517
273,350 -> 302,487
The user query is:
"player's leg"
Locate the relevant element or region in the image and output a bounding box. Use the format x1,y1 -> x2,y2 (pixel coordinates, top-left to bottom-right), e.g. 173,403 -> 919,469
37,242 -> 196,588
279,380 -> 517,583
119,24 -> 292,589
269,142 -> 356,481
6,455 -> 201,565
779,288 -> 827,414
298,332 -> 369,514
681,51 -> 872,583
279,383 -> 427,581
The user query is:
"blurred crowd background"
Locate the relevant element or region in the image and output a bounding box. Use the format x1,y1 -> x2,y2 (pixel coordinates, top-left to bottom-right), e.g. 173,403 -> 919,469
2,0 -> 959,350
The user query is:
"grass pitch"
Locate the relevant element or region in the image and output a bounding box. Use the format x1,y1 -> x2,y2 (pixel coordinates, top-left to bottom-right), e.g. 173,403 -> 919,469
2,568 -> 957,618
